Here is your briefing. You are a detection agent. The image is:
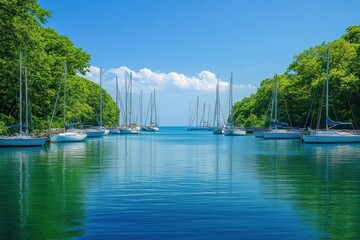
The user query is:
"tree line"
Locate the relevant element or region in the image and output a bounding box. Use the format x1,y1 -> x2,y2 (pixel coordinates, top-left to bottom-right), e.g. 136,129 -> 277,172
232,26 -> 360,129
0,0 -> 118,134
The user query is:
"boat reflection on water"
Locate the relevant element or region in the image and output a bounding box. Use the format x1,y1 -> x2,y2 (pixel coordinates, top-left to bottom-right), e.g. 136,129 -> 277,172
0,145 -> 87,238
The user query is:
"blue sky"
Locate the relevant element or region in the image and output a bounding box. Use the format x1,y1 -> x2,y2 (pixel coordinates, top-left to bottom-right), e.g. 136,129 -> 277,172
38,0 -> 360,126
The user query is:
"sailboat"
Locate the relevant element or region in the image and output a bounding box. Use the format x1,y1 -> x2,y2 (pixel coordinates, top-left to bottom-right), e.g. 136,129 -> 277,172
0,52 -> 47,147
262,74 -> 301,139
302,47 -> 360,143
109,76 -> 121,134
223,72 -> 246,136
187,96 -> 213,131
213,75 -> 223,134
119,72 -> 140,134
86,67 -> 105,138
48,62 -> 87,142
146,89 -> 160,132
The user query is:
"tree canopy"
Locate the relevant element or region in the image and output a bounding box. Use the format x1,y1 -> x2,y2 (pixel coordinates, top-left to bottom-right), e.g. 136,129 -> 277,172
232,26 -> 360,129
0,0 -> 118,134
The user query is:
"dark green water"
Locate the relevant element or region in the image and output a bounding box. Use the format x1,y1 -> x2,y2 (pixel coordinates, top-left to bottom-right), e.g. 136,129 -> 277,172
1,127 -> 360,239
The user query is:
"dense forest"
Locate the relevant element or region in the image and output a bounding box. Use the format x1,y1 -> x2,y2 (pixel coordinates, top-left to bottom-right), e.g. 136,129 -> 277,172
0,0 -> 118,134
232,25 -> 360,130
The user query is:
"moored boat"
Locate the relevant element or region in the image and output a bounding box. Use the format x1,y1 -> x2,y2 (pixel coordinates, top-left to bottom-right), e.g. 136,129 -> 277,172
302,47 -> 360,144
48,62 -> 87,143
0,135 -> 47,147
223,126 -> 246,136
0,52 -> 47,147
50,131 -> 87,142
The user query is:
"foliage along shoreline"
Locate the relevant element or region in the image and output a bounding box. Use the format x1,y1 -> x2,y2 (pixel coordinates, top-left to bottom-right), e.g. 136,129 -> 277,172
231,26 -> 360,130
0,0 -> 118,134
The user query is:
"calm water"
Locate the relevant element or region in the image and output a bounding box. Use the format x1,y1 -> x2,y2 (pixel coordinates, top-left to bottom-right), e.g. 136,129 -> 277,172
1,127 -> 360,239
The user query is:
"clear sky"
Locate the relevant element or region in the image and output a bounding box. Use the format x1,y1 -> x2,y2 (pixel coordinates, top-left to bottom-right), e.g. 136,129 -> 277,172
38,0 -> 360,126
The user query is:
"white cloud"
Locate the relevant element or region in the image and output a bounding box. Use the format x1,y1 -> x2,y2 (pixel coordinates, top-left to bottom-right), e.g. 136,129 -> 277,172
81,66 -> 257,93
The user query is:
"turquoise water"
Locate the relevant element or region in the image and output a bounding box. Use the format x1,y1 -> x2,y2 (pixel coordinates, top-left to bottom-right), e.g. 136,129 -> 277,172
1,127 -> 360,239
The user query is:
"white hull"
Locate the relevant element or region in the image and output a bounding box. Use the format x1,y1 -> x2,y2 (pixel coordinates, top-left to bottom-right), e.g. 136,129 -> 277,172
50,132 -> 87,142
263,130 -> 301,139
102,129 -> 110,136
109,129 -> 121,134
147,127 -> 159,132
303,131 -> 360,143
223,127 -> 246,136
0,136 -> 47,147
120,128 -> 140,134
86,130 -> 104,138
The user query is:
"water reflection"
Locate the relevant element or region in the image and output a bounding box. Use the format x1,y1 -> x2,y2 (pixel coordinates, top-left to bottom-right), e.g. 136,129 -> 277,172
1,130 -> 360,239
254,141 -> 360,238
0,144 -> 86,239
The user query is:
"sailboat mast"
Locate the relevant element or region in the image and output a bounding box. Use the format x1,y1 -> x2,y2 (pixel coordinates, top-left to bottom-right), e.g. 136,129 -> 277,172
153,89 -> 157,125
274,74 -> 278,129
19,52 -> 23,135
99,67 -> 103,127
140,89 -> 143,126
25,66 -> 29,135
214,75 -> 219,127
116,76 -> 119,127
149,92 -> 153,124
216,76 -> 220,127
325,47 -> 330,131
63,62 -> 67,132
125,75 -> 128,126
229,72 -> 233,125
196,96 -> 199,127
129,72 -> 132,125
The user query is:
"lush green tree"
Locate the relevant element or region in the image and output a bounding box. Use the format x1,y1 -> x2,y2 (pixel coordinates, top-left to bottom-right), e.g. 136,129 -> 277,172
0,0 -> 119,133
233,25 -> 360,129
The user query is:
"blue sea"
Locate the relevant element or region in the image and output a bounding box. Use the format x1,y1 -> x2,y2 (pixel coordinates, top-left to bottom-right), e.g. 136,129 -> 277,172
1,127 -> 360,239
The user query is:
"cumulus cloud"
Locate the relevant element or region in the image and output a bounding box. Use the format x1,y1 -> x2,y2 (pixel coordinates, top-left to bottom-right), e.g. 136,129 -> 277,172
81,66 -> 257,93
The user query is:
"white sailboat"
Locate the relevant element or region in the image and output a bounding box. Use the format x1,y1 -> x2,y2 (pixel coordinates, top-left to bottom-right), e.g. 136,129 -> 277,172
48,62 -> 87,143
109,75 -> 121,134
223,72 -> 246,136
262,74 -> 301,139
119,72 -> 140,134
86,67 -> 105,138
302,47 -> 360,143
0,52 -> 47,147
146,89 -> 160,132
187,96 -> 214,131
213,75 -> 223,135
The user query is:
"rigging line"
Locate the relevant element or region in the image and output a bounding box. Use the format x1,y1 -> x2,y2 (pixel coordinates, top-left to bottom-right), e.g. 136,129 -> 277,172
304,76 -> 321,128
145,93 -> 152,126
118,90 -> 126,125
48,67 -> 65,133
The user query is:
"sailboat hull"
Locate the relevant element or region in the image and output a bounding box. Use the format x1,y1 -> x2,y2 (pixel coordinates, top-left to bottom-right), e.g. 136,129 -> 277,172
0,137 -> 47,147
147,127 -> 159,132
302,131 -> 360,143
86,130 -> 104,138
263,130 -> 301,139
120,128 -> 140,134
223,127 -> 246,136
50,132 -> 87,142
109,129 -> 121,134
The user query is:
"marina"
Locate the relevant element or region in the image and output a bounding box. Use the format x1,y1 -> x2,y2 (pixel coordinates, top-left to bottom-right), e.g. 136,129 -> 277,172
1,1 -> 360,239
